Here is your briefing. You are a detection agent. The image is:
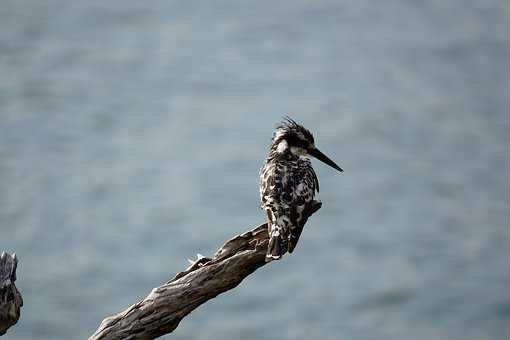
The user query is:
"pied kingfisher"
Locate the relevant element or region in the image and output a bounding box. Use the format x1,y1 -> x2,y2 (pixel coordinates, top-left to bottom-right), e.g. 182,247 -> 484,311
260,117 -> 343,262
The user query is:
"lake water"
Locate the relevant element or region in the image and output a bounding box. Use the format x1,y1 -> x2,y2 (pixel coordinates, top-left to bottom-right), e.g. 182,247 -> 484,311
1,1 -> 510,339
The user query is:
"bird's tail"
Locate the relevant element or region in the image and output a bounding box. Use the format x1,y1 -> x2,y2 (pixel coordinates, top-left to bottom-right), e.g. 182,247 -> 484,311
266,225 -> 285,262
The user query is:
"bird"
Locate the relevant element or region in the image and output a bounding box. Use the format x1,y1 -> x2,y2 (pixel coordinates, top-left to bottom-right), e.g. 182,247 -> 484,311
260,117 -> 343,262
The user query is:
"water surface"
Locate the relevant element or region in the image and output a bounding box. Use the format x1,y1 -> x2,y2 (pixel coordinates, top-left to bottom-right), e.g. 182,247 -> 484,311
1,1 -> 509,339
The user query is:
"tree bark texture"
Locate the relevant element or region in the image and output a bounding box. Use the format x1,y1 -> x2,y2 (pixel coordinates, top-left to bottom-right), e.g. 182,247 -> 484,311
90,201 -> 322,340
0,252 -> 22,336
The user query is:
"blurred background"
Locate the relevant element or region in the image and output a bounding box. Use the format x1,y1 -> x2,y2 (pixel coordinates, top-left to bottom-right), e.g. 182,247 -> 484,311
1,1 -> 509,339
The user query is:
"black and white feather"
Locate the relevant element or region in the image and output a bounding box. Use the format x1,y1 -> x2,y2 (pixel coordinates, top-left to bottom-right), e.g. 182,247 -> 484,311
259,118 -> 321,261
260,117 -> 342,261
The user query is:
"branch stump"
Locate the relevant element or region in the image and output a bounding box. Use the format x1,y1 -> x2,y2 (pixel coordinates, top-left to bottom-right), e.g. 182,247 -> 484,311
0,252 -> 23,336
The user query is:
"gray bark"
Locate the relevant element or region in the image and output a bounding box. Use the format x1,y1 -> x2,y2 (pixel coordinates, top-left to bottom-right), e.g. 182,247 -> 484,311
90,201 -> 322,340
0,252 -> 23,336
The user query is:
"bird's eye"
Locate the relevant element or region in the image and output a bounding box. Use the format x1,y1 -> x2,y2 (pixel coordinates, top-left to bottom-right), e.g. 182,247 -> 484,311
287,136 -> 307,149
297,140 -> 308,149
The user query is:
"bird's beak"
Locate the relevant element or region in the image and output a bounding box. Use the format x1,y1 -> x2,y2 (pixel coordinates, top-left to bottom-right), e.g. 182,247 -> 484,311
309,147 -> 343,172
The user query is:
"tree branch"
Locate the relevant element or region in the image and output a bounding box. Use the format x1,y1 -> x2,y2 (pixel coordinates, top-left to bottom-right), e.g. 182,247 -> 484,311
0,252 -> 23,336
90,201 -> 322,340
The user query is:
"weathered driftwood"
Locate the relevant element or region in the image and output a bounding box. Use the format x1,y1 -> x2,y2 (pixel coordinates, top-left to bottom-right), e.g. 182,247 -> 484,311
90,201 -> 322,340
0,252 -> 23,336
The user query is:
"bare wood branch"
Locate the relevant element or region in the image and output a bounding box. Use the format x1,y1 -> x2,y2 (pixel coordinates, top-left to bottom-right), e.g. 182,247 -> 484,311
0,252 -> 23,336
90,201 -> 322,340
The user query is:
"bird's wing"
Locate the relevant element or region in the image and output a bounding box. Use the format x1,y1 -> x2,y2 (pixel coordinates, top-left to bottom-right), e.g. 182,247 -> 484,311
261,159 -> 317,255
288,162 -> 317,253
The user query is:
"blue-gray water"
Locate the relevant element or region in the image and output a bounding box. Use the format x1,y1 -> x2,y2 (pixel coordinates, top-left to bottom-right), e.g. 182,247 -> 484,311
1,1 -> 510,339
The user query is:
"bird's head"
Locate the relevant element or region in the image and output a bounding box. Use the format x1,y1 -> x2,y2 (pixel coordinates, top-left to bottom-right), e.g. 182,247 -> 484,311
271,116 -> 343,172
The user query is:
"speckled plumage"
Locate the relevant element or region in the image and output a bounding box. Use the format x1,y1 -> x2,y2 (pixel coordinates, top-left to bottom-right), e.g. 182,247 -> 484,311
260,118 -> 320,261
